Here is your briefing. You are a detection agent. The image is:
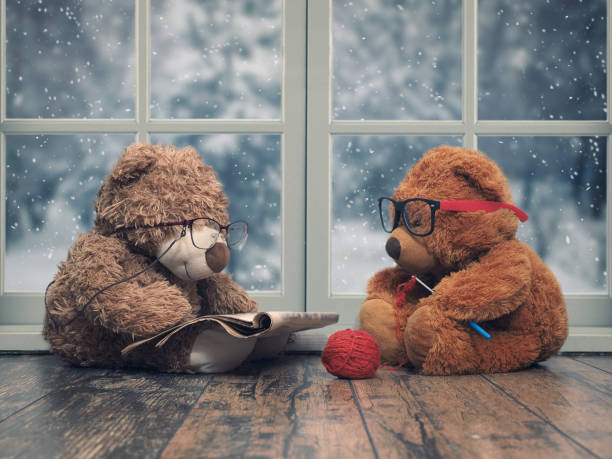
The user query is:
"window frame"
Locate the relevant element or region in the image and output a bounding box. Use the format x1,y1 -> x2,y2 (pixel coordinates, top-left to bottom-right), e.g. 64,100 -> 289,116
306,0 -> 612,345
0,0 -> 306,330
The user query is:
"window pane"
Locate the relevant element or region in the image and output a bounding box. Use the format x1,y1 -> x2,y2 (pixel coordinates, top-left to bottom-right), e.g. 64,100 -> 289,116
6,0 -> 135,118
331,136 -> 462,294
478,136 -> 607,293
5,135 -> 132,291
151,135 -> 281,292
479,0 -> 607,120
333,0 -> 461,120
150,0 -> 282,119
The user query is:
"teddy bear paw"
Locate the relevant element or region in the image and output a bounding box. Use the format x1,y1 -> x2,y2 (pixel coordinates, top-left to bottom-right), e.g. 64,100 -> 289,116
403,307 -> 437,370
359,298 -> 408,365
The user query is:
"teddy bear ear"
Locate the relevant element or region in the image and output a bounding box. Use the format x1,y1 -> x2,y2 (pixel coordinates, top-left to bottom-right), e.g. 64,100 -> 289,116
110,143 -> 158,186
450,154 -> 511,202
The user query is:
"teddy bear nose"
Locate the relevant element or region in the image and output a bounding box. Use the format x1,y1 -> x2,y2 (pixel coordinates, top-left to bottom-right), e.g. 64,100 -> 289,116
385,237 -> 401,260
205,242 -> 230,273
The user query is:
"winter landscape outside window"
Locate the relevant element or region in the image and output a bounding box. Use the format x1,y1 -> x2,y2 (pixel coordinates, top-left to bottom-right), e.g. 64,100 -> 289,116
329,0 -> 607,295
307,0 -> 611,331
0,0 -> 306,329
0,1 -> 611,344
4,0 -> 283,293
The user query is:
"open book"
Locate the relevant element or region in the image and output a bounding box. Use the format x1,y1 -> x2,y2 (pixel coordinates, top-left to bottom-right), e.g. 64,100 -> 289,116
121,311 -> 339,356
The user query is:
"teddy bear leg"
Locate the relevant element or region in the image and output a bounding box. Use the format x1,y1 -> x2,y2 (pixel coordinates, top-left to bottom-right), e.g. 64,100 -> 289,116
405,307 -> 543,375
359,299 -> 407,365
404,307 -> 481,375
470,330 -> 541,373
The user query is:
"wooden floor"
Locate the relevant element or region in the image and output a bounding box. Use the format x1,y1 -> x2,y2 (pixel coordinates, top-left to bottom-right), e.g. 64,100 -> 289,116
0,354 -> 610,459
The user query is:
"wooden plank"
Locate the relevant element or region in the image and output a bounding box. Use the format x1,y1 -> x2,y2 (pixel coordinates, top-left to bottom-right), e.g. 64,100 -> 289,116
352,366 -> 590,458
0,369 -> 210,458
160,355 -> 375,459
572,355 -> 612,373
0,354 -> 102,421
350,368 -> 453,458
484,356 -> 612,458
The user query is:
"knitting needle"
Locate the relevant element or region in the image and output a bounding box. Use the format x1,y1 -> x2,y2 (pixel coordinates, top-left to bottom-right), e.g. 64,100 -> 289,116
412,276 -> 491,340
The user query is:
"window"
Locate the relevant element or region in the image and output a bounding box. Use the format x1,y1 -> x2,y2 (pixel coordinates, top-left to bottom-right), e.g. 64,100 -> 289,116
0,0 -> 305,329
306,0 -> 611,333
1,0 -> 610,349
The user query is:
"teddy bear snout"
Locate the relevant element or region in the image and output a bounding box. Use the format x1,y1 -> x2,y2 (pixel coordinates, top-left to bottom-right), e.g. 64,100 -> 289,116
205,242 -> 230,273
385,237 -> 401,260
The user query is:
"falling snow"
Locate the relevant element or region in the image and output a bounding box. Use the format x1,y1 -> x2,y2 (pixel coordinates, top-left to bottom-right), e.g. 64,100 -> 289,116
3,0 -> 608,296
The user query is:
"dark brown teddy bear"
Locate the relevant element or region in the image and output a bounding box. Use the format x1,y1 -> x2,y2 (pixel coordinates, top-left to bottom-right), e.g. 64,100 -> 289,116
44,143 -> 257,372
359,146 -> 568,375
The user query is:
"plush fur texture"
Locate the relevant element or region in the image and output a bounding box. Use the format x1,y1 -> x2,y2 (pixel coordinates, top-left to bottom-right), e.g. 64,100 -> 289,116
359,146 -> 568,375
44,143 -> 257,372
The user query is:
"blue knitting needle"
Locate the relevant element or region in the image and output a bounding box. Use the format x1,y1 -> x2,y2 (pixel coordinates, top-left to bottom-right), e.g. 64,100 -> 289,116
412,276 -> 491,340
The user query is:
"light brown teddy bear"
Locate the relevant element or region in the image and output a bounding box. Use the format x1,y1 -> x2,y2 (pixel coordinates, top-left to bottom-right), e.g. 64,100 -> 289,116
360,146 -> 568,375
44,143 -> 258,372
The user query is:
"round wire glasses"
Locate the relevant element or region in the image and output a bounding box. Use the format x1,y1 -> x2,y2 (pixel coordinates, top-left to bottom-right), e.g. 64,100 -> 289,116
114,218 -> 249,249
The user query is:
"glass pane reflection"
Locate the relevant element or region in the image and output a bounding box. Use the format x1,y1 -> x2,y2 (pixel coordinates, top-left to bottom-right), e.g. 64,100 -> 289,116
5,135 -> 131,291
152,134 -> 281,292
479,136 -> 607,293
331,136 -> 462,294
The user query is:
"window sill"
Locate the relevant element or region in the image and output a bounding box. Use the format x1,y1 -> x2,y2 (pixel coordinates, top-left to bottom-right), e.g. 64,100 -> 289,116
0,325 -> 49,352
286,326 -> 612,353
1,325 -> 610,353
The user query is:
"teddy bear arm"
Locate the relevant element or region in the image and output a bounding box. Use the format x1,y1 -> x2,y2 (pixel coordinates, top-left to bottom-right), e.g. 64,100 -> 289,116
197,273 -> 258,315
366,266 -> 414,305
64,234 -> 195,336
425,240 -> 532,322
87,280 -> 196,336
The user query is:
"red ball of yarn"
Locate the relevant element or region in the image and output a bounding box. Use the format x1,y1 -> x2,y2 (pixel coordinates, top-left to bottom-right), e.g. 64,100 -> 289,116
321,329 -> 380,379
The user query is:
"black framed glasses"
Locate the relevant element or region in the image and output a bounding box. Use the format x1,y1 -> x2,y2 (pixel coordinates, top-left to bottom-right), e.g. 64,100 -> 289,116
114,218 -> 249,249
378,197 -> 528,237
378,197 -> 440,236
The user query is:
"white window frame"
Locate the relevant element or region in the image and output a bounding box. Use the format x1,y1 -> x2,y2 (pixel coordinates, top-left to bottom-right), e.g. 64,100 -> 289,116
0,0 -> 306,348
306,0 -> 612,351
